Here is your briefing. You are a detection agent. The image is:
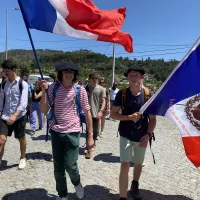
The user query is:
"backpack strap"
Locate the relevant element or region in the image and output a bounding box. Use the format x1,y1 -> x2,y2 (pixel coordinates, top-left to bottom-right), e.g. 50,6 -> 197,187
143,87 -> 150,103
121,88 -> 127,110
1,81 -> 6,111
19,79 -> 23,94
143,86 -> 156,164
75,84 -> 81,115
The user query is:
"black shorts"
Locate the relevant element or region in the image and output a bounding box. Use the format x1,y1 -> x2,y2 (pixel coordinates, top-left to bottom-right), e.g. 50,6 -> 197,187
0,116 -> 26,139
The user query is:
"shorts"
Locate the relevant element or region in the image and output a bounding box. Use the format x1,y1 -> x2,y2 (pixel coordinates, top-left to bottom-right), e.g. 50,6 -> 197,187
120,136 -> 146,165
0,116 -> 26,139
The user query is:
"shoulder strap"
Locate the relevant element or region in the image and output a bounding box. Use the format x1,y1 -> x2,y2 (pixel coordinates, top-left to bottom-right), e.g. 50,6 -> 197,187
1,80 -> 6,91
121,88 -> 127,110
75,84 -> 81,113
19,79 -> 23,94
143,87 -> 150,103
2,81 -> 6,110
53,82 -> 60,98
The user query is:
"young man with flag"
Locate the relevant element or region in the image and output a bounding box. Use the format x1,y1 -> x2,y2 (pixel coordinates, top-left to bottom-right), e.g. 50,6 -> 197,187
111,66 -> 156,200
40,62 -> 94,200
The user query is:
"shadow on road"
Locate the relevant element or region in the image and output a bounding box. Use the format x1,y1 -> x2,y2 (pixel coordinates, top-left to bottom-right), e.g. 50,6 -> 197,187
1,186 -> 193,200
0,160 -> 18,171
31,134 -> 52,141
93,153 -> 120,163
26,152 -> 52,162
1,188 -> 57,200
127,190 -> 193,200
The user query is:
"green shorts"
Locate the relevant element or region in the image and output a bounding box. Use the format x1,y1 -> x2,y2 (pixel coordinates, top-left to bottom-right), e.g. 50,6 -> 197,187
120,136 -> 146,164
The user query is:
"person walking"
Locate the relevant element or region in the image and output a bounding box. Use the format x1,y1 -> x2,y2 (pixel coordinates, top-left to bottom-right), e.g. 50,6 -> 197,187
85,72 -> 106,159
111,66 -> 156,200
40,62 -> 94,200
29,80 -> 43,135
98,79 -> 110,137
0,59 -> 28,169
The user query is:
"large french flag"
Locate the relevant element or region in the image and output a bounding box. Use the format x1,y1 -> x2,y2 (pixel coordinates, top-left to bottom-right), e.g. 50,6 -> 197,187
18,0 -> 133,53
140,37 -> 200,168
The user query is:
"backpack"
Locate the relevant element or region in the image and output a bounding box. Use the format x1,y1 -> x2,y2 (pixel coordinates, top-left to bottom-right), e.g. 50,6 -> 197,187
1,79 -> 23,110
121,86 -> 156,163
45,83 -> 86,141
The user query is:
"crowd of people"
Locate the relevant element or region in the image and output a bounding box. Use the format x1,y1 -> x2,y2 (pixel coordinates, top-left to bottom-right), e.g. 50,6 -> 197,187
0,59 -> 156,200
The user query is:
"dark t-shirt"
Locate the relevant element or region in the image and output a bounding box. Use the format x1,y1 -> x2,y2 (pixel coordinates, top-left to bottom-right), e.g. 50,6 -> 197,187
32,90 -> 41,102
114,87 -> 153,142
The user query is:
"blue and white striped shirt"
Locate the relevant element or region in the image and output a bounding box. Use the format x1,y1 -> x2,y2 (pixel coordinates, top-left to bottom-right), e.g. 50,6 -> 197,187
0,77 -> 28,121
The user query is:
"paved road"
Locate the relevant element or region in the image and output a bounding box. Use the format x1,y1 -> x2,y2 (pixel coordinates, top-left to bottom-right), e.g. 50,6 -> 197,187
0,117 -> 200,200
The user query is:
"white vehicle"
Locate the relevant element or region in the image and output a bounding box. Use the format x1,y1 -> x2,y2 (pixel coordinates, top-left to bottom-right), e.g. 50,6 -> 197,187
28,74 -> 54,85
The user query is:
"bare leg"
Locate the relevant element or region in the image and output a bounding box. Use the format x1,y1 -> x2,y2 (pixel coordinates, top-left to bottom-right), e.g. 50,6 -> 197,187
18,136 -> 26,159
0,135 -> 7,161
133,163 -> 143,181
101,116 -> 105,132
119,162 -> 130,198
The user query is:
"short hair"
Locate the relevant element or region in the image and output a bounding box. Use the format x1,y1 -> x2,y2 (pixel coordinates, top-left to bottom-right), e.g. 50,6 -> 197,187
2,59 -> 18,70
57,70 -> 79,83
89,71 -> 99,79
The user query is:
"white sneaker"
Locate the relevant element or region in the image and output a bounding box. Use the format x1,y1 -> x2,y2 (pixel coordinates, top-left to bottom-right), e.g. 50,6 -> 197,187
56,196 -> 68,200
99,132 -> 104,138
75,183 -> 84,199
18,158 -> 26,169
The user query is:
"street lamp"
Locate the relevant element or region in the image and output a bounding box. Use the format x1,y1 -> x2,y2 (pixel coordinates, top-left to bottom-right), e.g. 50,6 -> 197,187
6,7 -> 20,60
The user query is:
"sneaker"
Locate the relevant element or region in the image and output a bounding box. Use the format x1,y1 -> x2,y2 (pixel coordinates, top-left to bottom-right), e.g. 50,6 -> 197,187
85,149 -> 92,159
18,158 -> 26,170
99,132 -> 104,138
75,183 -> 84,199
30,130 -> 35,136
130,180 -> 142,200
56,196 -> 68,200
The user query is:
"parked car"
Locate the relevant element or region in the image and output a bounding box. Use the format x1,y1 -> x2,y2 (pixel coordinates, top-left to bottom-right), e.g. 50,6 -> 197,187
28,74 -> 54,85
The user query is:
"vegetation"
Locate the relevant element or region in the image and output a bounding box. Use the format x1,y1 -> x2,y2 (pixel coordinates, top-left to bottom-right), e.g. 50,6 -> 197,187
0,49 -> 179,90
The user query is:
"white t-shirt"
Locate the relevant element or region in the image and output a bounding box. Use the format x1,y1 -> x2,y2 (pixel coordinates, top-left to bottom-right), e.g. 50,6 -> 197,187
110,87 -> 119,101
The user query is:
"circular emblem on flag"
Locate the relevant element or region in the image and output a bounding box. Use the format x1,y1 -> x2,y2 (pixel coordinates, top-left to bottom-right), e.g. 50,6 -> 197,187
185,94 -> 200,130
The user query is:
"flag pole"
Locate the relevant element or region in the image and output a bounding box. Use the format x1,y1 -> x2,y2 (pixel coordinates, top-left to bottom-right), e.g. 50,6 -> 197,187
18,1 -> 53,141
111,43 -> 116,85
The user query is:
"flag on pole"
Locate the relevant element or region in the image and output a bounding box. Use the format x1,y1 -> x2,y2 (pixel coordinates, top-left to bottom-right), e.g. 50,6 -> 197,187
140,37 -> 200,168
18,0 -> 133,53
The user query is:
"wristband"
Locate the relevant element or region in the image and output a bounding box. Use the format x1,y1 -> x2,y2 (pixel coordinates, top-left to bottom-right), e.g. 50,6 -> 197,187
126,115 -> 130,120
88,132 -> 93,137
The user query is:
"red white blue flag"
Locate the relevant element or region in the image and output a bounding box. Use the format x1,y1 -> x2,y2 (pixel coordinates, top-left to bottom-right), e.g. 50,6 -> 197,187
18,0 -> 133,52
140,38 -> 200,168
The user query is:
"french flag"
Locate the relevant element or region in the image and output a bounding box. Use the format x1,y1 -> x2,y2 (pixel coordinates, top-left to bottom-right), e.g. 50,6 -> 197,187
18,0 -> 133,53
140,37 -> 200,168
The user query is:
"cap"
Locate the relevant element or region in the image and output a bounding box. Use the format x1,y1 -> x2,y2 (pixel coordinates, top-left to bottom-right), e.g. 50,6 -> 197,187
55,62 -> 80,71
124,66 -> 145,77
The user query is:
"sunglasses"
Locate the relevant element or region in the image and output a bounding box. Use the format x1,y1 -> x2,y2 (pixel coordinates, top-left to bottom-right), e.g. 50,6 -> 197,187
100,82 -> 105,84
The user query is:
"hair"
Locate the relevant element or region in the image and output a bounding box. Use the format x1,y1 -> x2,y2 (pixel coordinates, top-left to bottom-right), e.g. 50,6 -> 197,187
88,71 -> 99,79
57,70 -> 79,82
2,59 -> 18,70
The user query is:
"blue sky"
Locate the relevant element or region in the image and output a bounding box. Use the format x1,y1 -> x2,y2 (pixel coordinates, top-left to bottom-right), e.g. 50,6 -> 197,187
0,0 -> 199,61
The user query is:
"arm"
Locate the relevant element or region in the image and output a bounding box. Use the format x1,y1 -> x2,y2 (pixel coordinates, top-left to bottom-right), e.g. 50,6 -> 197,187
34,91 -> 43,99
139,115 -> 156,148
7,81 -> 28,125
40,81 -> 50,114
96,88 -> 106,119
111,106 -> 141,122
147,115 -> 156,135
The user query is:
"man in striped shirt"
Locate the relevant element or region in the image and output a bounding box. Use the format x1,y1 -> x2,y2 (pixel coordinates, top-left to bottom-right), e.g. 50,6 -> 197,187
40,62 -> 94,200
